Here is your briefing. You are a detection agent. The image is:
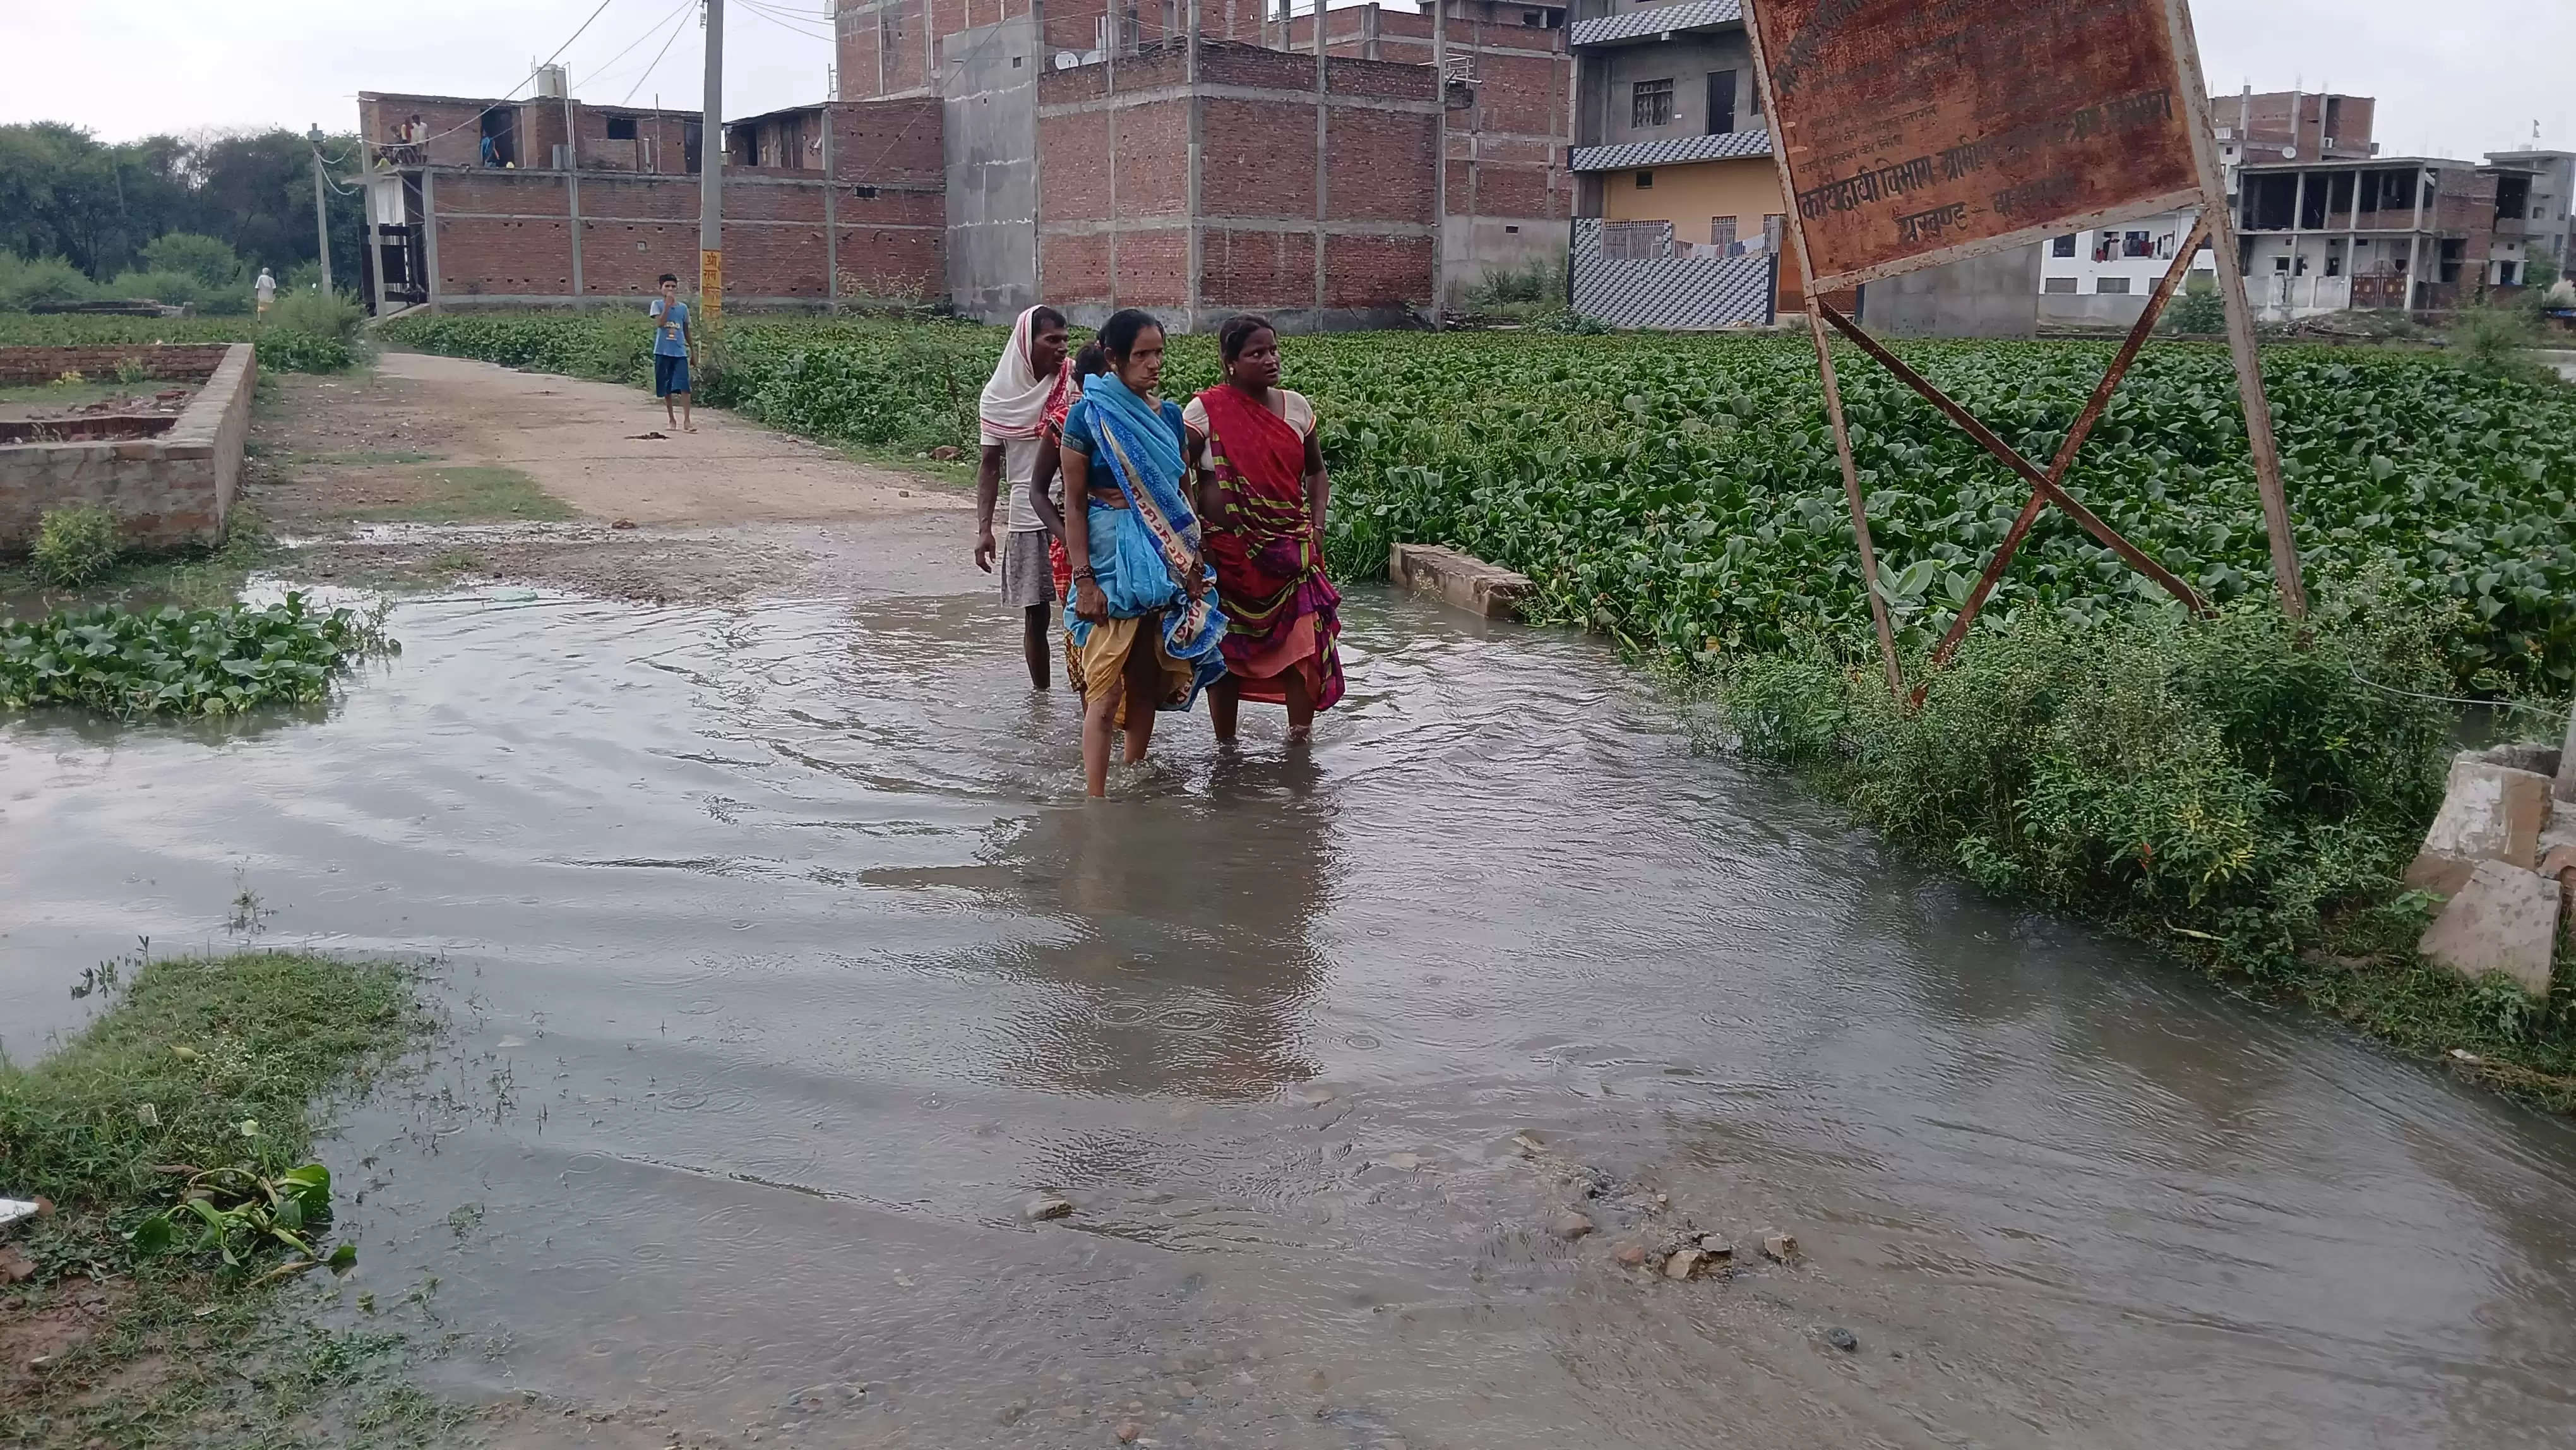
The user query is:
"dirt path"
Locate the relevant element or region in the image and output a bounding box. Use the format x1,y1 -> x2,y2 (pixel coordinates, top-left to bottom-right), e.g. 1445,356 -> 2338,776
368,351 -> 956,525
239,352 -> 979,604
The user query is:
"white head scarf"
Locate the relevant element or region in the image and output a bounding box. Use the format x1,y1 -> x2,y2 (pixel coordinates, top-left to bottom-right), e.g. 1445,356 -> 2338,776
978,306 -> 1068,441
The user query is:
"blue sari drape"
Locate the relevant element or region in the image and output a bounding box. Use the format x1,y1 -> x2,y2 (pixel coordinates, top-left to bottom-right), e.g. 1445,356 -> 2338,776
1066,373 -> 1227,708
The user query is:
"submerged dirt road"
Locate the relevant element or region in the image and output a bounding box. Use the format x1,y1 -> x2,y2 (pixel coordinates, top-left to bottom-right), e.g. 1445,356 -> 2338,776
6,359 -> 2576,1449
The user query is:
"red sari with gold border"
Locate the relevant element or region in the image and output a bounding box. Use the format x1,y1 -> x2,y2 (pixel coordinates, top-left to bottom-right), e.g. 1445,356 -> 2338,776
1195,384 -> 1345,710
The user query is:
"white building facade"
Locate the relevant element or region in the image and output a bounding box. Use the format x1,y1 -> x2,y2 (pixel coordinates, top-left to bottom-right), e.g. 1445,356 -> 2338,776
2036,210 -> 2215,326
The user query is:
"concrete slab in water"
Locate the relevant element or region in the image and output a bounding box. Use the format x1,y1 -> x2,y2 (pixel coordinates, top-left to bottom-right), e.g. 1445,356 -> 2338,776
1391,541 -> 1532,620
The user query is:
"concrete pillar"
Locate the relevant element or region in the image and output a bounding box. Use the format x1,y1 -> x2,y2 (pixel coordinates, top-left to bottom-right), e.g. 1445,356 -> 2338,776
2559,696 -> 2576,802
421,169 -> 440,304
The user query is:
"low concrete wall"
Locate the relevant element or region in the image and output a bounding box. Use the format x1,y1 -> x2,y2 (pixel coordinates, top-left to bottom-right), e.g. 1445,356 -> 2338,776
0,342 -> 232,387
0,343 -> 254,550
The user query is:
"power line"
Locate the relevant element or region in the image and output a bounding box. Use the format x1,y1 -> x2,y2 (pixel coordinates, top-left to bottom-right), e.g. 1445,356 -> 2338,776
620,3 -> 701,106
736,0 -> 835,41
580,0 -> 697,93
410,0 -> 627,148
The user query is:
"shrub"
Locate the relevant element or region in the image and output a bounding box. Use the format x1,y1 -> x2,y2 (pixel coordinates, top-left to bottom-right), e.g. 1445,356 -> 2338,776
0,252 -> 97,311
258,287 -> 365,373
1708,586 -> 2455,971
104,267 -> 205,308
30,504 -> 123,586
1466,256 -> 1566,308
2450,302 -> 2550,383
2163,273 -> 2228,335
141,231 -> 246,287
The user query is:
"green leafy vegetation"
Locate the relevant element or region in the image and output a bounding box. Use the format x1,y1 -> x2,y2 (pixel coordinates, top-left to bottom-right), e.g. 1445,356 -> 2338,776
30,504 -> 122,587
384,315 -> 2576,690
0,594 -> 395,719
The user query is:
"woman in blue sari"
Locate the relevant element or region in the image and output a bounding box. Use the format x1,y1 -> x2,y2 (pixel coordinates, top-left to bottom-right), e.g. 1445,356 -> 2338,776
1058,309 -> 1228,797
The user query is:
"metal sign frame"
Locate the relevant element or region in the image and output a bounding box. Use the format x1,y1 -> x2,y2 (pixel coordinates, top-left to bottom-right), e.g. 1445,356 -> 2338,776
1744,0 -> 2308,696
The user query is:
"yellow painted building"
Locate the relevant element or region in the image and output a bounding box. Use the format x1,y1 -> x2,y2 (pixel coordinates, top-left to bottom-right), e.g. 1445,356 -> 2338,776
1599,156 -> 1786,251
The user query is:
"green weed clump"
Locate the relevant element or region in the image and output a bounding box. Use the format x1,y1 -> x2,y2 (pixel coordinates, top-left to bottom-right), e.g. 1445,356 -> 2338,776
30,504 -> 123,586
0,949 -> 419,1214
0,252 -> 96,311
1698,590 -> 2576,1103
0,594 -> 395,719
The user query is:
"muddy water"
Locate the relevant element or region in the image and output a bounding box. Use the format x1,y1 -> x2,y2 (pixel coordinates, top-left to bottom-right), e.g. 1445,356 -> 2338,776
6,573 -> 2576,1448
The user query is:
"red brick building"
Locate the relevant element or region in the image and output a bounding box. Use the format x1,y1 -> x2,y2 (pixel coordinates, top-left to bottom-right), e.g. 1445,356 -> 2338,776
357,90 -> 943,310
359,1 -> 1573,327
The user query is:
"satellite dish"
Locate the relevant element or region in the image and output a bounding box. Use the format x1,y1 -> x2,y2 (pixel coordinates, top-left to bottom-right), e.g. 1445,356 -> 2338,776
1054,51 -> 1080,69
2279,146 -> 2297,159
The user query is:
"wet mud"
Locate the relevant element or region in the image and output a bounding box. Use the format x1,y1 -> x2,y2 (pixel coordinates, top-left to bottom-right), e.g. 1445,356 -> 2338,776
7,558 -> 2576,1446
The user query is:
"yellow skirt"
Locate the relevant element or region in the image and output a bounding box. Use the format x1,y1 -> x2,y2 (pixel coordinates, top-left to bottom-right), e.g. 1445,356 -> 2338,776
1071,613 -> 1196,709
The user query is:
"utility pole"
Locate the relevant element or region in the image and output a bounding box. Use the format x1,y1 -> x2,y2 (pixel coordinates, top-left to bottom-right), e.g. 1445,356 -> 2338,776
700,0 -> 725,325
307,124 -> 334,294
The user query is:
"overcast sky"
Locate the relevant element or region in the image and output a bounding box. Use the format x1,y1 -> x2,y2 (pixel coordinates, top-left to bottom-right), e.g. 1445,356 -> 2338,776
4,0 -> 2569,161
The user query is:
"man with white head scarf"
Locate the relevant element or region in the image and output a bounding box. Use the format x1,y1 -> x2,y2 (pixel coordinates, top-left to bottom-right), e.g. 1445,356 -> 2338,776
976,305 -> 1073,688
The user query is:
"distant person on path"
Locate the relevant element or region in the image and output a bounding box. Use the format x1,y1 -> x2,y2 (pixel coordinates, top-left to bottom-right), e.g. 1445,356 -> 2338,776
254,267 -> 278,317
1058,309 -> 1226,798
975,305 -> 1074,688
647,273 -> 696,433
1186,314 -> 1344,745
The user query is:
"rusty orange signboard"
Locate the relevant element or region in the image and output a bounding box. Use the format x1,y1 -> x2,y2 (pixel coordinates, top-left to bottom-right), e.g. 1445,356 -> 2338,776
1749,0 -> 2207,290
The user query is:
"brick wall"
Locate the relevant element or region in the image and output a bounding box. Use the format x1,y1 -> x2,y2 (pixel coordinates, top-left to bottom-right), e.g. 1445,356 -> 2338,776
1035,40 -> 1436,324
422,100 -> 945,304
0,344 -> 253,550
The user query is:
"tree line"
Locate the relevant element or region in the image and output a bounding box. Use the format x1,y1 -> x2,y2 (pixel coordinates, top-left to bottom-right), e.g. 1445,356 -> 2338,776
0,121 -> 369,303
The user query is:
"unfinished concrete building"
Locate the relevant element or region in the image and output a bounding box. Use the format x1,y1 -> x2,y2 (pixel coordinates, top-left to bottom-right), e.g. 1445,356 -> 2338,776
2234,155 -> 2525,315
845,0 -> 1571,324
357,88 -> 945,311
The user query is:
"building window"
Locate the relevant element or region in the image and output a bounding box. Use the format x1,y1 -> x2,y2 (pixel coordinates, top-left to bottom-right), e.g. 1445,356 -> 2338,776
605,116 -> 638,141
2123,231 -> 2152,258
2274,256 -> 2291,272
2499,261 -> 2521,285
1631,78 -> 1675,129
1763,213 -> 1786,251
1601,220 -> 1673,261
2097,277 -> 2132,294
1710,215 -> 1738,248
2043,276 -> 2078,294
1522,8 -> 1544,23
2051,234 -> 2077,258
1635,169 -> 1654,189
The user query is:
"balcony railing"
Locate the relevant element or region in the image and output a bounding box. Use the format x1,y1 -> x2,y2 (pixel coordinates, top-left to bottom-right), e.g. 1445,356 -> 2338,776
1568,0 -> 1743,48
1571,127 -> 1770,172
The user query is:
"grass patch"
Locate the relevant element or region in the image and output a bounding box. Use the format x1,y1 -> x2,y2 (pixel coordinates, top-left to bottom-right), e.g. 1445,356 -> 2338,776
0,949 -> 451,1447
291,450 -> 441,468
340,465 -> 573,524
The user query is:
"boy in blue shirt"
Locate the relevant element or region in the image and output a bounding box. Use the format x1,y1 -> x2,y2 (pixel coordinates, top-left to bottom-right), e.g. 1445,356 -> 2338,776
647,273 -> 696,433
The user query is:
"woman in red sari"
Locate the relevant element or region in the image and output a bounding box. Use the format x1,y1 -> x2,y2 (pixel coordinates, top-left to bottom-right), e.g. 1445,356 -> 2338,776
1185,314 -> 1344,744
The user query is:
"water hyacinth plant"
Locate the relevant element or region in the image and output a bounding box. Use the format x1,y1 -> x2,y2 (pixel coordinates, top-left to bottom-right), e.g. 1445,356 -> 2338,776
0,594 -> 395,719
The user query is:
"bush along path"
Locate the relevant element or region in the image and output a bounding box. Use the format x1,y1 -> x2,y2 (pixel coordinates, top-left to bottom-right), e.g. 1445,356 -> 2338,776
378,313 -> 2576,1105
0,948 -> 451,1448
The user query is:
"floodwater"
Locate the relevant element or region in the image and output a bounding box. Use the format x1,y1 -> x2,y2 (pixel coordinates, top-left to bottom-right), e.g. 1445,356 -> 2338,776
6,549 -> 2576,1448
